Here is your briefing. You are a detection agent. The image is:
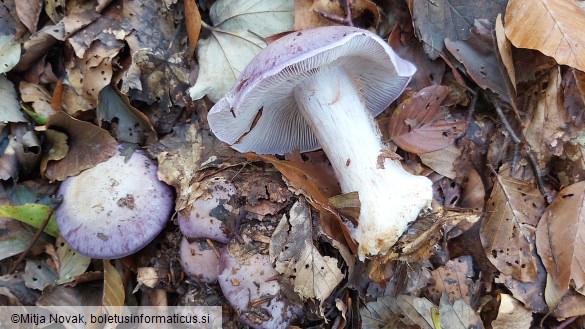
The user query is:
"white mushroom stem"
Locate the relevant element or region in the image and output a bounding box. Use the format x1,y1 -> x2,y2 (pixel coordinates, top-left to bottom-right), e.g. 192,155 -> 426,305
293,66 -> 433,260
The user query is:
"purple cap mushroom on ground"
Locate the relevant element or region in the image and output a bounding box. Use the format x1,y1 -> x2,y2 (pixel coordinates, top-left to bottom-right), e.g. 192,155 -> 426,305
203,26 -> 433,259
180,237 -> 221,284
55,149 -> 174,259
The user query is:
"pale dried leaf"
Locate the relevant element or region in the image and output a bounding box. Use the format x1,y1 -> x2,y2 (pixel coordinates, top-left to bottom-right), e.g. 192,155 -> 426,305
360,295 -> 435,329
0,35 -> 21,74
419,144 -> 461,179
492,294 -> 533,329
189,0 -> 293,102
15,0 -> 42,33
19,82 -> 58,119
429,256 -> 480,306
271,200 -> 343,301
439,294 -> 483,329
495,13 -> 516,92
102,260 -> 125,310
55,238 -> 91,285
23,259 -> 57,291
480,173 -> 545,282
505,0 -> 585,72
0,76 -> 26,123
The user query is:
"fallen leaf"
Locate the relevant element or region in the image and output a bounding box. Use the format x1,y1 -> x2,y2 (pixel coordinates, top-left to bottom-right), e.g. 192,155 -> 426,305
445,19 -> 517,107
408,0 -> 507,59
0,204 -> 58,237
522,67 -> 567,168
44,112 -> 117,182
562,68 -> 585,129
0,35 -> 21,74
97,85 -> 157,145
505,0 -> 585,72
184,0 -> 201,56
439,294 -> 483,329
388,85 -> 465,154
480,172 -> 545,282
0,76 -> 27,123
54,238 -> 91,285
0,218 -> 38,261
102,260 -> 125,311
39,129 -> 69,178
360,295 -> 435,329
419,144 -> 462,179
19,82 -> 58,119
23,259 -> 57,291
15,0 -> 42,33
536,181 -> 585,307
270,199 -> 343,302
495,14 -> 516,92
189,0 -> 293,102
491,294 -> 533,329
428,256 -> 481,306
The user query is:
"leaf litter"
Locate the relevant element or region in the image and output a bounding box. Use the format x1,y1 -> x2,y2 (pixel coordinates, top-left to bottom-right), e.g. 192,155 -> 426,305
2,0 -> 585,327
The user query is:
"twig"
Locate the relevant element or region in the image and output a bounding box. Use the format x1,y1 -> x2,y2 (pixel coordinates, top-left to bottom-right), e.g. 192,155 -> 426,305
313,0 -> 354,26
9,209 -> 54,274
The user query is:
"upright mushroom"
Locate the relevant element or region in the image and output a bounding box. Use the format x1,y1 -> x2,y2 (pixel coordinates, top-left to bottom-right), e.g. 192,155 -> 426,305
204,26 -> 433,259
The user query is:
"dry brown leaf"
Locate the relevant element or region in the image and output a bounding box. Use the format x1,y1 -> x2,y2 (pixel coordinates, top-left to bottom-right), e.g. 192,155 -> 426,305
438,294 -> 483,329
419,144 -> 461,179
445,19 -> 517,108
522,67 -> 567,168
270,199 -> 343,302
459,168 -> 485,211
536,181 -> 585,307
19,82 -> 58,119
294,0 -> 335,30
15,0 -> 42,33
184,0 -> 201,56
389,85 -> 465,154
480,172 -> 545,282
428,256 -> 481,306
44,112 -> 117,182
562,68 -> 585,129
491,294 -> 533,329
495,14 -> 516,92
505,0 -> 585,72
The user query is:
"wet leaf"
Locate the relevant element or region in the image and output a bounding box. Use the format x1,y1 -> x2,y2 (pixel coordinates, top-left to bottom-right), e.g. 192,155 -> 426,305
536,182 -> 585,307
44,112 -> 117,182
0,204 -> 58,237
270,199 -> 343,301
188,0 -> 293,102
388,85 -> 465,154
505,0 -> 585,72
97,85 -> 157,145
480,173 -> 545,282
0,76 -> 27,123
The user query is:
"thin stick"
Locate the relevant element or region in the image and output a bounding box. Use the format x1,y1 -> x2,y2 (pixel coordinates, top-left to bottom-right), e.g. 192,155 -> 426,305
9,209 -> 54,274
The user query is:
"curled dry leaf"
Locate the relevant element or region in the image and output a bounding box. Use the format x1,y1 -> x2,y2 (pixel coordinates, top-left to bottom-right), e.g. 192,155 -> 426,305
445,19 -> 517,107
44,112 -> 117,182
388,85 -> 465,154
480,172 -> 545,282
15,0 -> 42,33
491,294 -> 532,329
505,0 -> 585,72
536,181 -> 585,307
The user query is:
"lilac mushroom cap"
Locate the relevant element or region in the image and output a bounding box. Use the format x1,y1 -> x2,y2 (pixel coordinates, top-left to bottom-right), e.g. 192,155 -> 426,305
177,177 -> 238,244
206,25 -> 433,259
55,150 -> 174,259
180,237 -> 221,283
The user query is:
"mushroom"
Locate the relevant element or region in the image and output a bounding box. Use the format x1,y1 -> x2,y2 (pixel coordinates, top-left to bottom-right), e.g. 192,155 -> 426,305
55,149 -> 174,259
205,26 -> 433,259
179,237 -> 221,283
177,176 -> 238,244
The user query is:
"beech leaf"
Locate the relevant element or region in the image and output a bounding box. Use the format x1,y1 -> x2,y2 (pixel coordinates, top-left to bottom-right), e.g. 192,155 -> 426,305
480,173 -> 545,282
188,0 -> 293,102
0,204 -> 58,237
360,295 -> 435,329
102,260 -> 125,310
0,75 -> 27,123
505,0 -> 585,72
0,35 -> 21,74
536,181 -> 585,306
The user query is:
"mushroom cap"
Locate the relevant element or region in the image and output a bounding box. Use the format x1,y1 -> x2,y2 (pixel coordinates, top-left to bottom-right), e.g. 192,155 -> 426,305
207,25 -> 416,155
180,237 -> 221,283
56,150 -> 174,259
177,176 -> 238,244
